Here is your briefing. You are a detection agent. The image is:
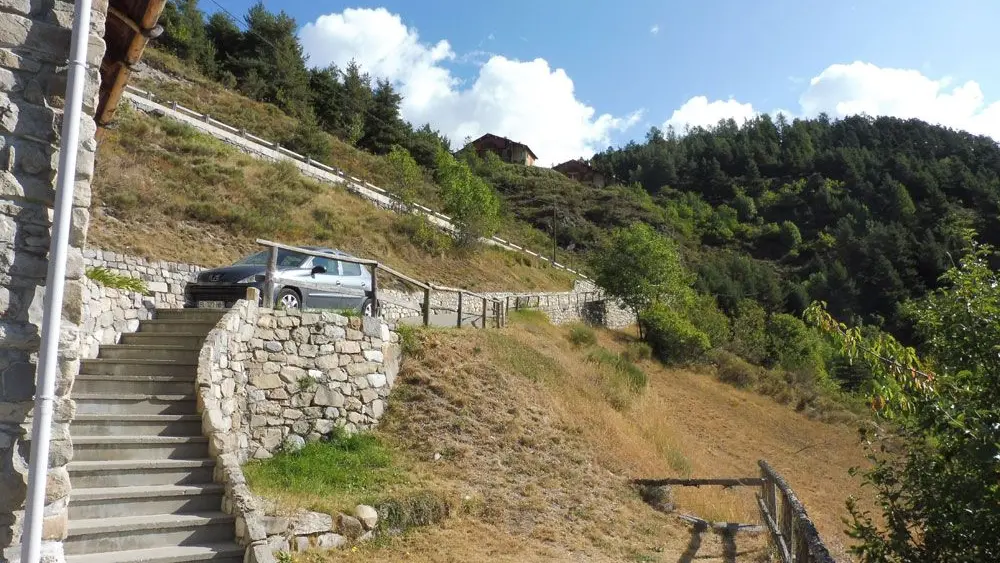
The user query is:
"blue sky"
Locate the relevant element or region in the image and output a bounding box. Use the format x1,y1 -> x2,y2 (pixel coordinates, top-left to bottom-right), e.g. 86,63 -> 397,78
205,0 -> 1000,165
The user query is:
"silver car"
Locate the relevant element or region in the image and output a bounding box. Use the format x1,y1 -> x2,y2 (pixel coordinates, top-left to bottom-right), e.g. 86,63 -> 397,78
185,247 -> 376,315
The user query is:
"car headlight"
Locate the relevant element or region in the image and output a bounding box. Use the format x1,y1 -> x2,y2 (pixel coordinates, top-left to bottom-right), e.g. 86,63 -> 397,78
237,274 -> 266,284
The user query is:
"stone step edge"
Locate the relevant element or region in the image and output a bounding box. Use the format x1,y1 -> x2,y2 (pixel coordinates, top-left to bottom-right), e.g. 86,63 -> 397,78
73,414 -> 202,422
67,459 -> 216,472
74,435 -> 208,445
81,359 -> 199,366
65,543 -> 245,563
73,393 -> 195,401
67,512 -> 234,535
100,344 -> 204,351
73,483 -> 224,501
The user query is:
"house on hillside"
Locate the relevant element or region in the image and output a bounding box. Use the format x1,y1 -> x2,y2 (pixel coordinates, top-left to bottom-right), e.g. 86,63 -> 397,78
467,133 -> 538,166
553,159 -> 607,188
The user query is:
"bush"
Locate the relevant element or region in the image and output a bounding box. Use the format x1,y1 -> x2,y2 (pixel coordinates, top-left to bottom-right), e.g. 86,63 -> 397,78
766,313 -> 829,379
687,294 -> 730,348
640,304 -> 710,363
567,324 -> 597,347
86,267 -> 150,294
708,349 -> 761,388
622,341 -> 653,362
392,214 -> 453,255
728,299 -> 769,364
586,347 -> 648,393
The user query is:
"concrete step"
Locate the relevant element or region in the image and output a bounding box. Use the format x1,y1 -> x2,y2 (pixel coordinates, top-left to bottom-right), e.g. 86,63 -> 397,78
64,512 -> 236,555
99,344 -> 201,363
80,358 -> 197,377
74,374 -> 196,396
139,319 -> 219,335
75,393 -> 197,415
65,543 -> 244,563
68,459 -> 216,488
73,414 -> 203,437
70,484 -> 225,519
121,332 -> 207,348
156,308 -> 228,323
74,435 -> 209,462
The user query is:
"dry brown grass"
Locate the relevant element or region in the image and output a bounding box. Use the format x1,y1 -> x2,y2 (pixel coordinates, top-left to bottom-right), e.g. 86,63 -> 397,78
260,314 -> 868,562
91,107 -> 572,291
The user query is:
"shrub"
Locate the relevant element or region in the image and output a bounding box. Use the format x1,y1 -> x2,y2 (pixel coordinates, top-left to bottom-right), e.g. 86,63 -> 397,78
766,313 -> 829,380
392,214 -> 453,255
687,293 -> 730,348
640,304 -> 710,363
728,299 -> 769,364
708,349 -> 760,388
567,324 -> 597,347
586,347 -> 647,394
622,341 -> 653,362
396,324 -> 423,357
86,267 -> 150,294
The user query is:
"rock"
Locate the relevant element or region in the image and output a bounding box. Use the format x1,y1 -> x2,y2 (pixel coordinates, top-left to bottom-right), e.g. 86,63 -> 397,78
355,505 -> 378,530
314,419 -> 336,434
367,373 -> 387,388
317,532 -> 347,549
283,435 -> 305,453
279,366 -> 306,384
313,385 -> 345,407
362,315 -> 381,337
250,372 -> 282,389
292,511 -> 334,535
362,349 -> 383,362
336,513 -> 364,539
261,515 -> 290,536
293,535 -> 311,552
264,341 -> 282,352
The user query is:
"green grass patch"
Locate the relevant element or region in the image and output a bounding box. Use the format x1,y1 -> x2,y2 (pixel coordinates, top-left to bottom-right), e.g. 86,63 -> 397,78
86,267 -> 149,294
245,430 -> 405,505
485,332 -> 566,383
567,323 -> 597,347
508,308 -> 550,327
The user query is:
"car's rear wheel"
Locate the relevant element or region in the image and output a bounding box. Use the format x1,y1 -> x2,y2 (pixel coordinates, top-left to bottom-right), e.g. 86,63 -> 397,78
361,298 -> 375,317
277,288 -> 301,310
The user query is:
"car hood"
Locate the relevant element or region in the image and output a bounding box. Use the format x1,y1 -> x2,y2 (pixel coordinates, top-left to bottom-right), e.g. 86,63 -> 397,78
196,265 -> 273,283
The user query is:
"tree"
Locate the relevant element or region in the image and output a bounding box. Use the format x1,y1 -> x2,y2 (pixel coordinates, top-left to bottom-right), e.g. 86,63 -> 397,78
309,65 -> 344,134
205,11 -> 241,78
159,0 -> 215,73
358,78 -> 406,155
339,60 -> 372,145
806,239 -> 1000,562
588,223 -> 694,335
434,148 -> 501,243
386,145 -> 423,204
230,3 -> 312,117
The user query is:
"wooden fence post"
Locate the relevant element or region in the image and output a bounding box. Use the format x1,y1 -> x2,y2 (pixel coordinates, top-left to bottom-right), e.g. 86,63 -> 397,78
423,287 -> 431,327
370,265 -> 378,318
481,297 -> 488,329
781,493 -> 794,560
457,292 -> 463,328
263,245 -> 278,308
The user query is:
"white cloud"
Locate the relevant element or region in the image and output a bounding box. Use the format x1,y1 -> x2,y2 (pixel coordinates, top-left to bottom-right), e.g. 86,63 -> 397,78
799,61 -> 1000,138
299,8 -> 641,166
663,62 -> 1000,139
663,96 -> 758,130
650,24 -> 659,35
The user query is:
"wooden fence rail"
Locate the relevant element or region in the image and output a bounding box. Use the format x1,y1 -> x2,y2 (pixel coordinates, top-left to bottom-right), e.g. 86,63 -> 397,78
632,460 -> 835,563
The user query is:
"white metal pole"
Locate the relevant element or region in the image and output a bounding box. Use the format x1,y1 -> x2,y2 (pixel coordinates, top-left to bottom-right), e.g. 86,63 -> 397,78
21,0 -> 92,560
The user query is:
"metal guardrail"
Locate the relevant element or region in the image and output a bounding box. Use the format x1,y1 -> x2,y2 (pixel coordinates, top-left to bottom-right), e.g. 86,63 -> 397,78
123,85 -> 591,282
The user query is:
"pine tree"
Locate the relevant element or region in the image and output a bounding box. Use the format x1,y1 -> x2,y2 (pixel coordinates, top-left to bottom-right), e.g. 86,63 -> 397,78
339,60 -> 372,145
358,78 -> 405,155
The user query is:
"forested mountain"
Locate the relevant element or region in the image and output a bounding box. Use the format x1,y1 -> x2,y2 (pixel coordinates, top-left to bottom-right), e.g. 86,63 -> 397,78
153,1 -> 1000,340
590,115 -> 1000,337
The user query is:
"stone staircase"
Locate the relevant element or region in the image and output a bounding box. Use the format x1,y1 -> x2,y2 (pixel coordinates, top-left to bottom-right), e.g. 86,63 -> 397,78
65,308 -> 244,563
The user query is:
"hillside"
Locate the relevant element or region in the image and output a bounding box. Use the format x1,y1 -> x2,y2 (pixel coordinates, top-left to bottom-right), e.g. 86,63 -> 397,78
246,314 -> 867,561
91,105 -> 574,291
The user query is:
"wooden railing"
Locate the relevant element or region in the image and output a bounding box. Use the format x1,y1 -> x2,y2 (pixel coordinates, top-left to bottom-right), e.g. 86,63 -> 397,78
757,461 -> 835,563
256,239 -> 506,328
632,460 -> 836,563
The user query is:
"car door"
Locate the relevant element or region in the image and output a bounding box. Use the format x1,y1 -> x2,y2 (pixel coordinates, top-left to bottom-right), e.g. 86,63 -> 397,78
297,256 -> 341,309
335,259 -> 369,310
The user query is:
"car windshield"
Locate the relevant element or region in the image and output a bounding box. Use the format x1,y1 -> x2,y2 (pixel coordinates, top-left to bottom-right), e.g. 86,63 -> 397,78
236,250 -> 309,268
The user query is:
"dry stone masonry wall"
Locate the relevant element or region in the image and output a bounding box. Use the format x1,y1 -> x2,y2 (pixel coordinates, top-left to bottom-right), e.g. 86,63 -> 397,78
245,310 -> 401,459
79,277 -> 155,359
0,2 -> 109,560
82,248 -> 201,308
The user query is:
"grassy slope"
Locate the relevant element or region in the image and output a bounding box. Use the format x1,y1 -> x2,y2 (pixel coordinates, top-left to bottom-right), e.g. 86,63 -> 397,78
252,315 -> 867,562
91,106 -> 573,291
134,49 -> 558,255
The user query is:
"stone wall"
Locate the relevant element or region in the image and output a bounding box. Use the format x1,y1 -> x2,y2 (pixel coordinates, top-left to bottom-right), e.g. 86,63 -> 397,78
245,311 -> 400,459
82,248 -> 200,308
0,1 -> 109,559
79,277 -> 155,359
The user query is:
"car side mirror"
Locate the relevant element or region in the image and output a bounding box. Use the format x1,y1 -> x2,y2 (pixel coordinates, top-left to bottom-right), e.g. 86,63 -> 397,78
311,265 -> 327,275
